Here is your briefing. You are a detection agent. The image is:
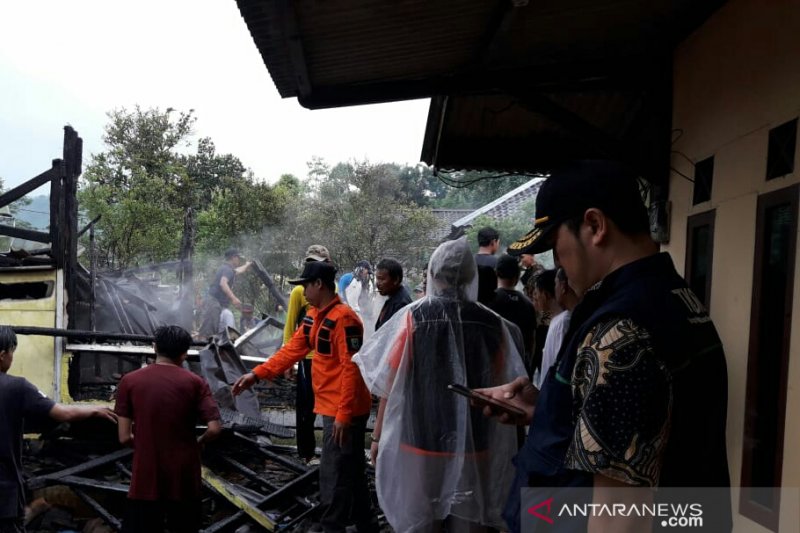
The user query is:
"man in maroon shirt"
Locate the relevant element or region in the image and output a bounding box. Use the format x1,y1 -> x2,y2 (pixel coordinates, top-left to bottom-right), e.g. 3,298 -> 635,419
115,325 -> 222,533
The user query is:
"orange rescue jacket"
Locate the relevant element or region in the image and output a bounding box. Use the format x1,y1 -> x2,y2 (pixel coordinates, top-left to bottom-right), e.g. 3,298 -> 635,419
252,296 -> 371,423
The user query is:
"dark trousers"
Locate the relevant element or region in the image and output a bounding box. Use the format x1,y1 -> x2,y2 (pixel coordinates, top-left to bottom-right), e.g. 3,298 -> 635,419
121,499 -> 201,533
296,358 -> 317,460
0,518 -> 24,533
319,415 -> 378,533
199,298 -> 223,338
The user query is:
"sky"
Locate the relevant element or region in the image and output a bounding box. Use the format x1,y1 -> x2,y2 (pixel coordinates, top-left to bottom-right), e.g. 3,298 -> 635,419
0,1 -> 431,191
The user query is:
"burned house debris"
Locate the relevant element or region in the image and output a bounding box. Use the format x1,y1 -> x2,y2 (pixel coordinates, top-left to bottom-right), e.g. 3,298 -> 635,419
1,127 -> 384,532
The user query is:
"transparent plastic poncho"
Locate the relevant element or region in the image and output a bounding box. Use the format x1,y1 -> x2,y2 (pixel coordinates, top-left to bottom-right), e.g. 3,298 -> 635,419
354,237 -> 527,531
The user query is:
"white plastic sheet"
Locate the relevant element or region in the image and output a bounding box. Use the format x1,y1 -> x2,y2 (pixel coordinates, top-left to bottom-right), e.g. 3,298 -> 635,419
354,237 -> 526,531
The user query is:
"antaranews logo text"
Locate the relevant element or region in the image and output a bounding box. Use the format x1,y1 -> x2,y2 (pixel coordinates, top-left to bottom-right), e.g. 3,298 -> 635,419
527,500 -> 703,528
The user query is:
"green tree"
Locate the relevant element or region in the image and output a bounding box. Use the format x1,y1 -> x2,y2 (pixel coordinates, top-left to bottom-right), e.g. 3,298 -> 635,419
80,106 -> 286,270
283,160 -> 438,272
79,107 -> 195,268
195,172 -> 283,255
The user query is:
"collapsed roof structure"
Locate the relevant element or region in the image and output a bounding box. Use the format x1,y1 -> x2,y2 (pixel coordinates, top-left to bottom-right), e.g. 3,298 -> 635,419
3,128 -> 346,531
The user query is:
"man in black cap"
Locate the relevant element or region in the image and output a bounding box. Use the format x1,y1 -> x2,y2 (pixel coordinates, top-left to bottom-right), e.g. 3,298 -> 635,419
199,248 -> 252,339
483,160 -> 731,532
232,261 -> 377,533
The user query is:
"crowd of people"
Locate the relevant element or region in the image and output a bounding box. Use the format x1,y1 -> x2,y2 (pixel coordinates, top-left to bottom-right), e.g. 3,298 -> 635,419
1,160 -> 732,533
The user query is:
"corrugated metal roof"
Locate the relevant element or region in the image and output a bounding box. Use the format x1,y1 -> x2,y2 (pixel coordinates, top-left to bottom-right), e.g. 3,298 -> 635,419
235,0 -> 726,109
235,0 -> 724,179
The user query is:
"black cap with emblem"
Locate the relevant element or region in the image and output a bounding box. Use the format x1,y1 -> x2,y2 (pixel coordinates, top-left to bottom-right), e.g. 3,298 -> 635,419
288,261 -> 338,285
507,160 -> 648,256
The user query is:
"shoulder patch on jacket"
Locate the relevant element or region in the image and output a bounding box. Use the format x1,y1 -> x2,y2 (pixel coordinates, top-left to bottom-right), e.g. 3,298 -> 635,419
347,336 -> 362,352
344,324 -> 363,352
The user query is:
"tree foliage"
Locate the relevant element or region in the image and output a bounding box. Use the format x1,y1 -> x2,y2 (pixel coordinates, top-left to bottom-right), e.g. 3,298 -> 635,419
77,106 -> 546,318
279,160 -> 438,272
80,106 -> 285,270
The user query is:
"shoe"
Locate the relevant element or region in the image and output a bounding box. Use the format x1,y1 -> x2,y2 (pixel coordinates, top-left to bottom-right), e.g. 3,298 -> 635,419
306,457 -> 321,466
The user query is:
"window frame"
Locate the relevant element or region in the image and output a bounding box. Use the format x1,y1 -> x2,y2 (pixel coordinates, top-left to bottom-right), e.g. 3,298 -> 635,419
692,156 -> 715,205
739,184 -> 799,531
684,210 -> 715,310
766,118 -> 798,180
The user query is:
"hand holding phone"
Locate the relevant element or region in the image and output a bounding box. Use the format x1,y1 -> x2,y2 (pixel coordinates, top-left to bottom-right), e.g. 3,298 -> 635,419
448,383 -> 526,418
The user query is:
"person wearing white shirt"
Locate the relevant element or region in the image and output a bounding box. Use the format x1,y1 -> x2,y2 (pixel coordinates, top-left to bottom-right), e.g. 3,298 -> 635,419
534,267 -> 579,389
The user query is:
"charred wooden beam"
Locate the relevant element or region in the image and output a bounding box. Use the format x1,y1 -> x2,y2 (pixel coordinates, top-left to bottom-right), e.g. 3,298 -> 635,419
90,223 -> 97,332
57,475 -> 129,494
63,126 -> 81,329
202,463 -> 319,532
77,215 -> 102,238
0,225 -> 50,243
0,166 -> 57,208
251,260 -> 288,309
73,489 -> 122,531
233,432 -> 307,474
203,511 -> 245,533
49,158 -> 65,268
250,466 -> 319,509
201,467 -> 277,531
281,502 -> 320,531
12,326 -> 208,346
27,448 -> 132,490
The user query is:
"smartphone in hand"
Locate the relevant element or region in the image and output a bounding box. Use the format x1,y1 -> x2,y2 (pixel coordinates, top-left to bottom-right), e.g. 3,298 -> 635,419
447,383 -> 526,417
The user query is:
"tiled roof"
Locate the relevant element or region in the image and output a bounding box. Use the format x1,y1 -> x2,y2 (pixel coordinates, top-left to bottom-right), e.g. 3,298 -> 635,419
430,209 -> 473,242
451,177 -> 544,229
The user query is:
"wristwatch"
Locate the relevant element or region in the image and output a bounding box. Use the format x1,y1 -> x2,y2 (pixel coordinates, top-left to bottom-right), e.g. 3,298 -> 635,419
370,434 -> 380,443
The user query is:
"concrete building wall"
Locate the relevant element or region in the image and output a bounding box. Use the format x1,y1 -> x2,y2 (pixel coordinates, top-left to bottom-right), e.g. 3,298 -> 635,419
665,0 -> 800,531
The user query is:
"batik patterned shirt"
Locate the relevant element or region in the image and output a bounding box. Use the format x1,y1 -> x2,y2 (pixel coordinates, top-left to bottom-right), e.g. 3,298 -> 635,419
564,317 -> 672,487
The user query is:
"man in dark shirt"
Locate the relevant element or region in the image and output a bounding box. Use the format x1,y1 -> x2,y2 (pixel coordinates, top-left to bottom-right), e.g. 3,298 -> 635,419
489,254 -> 536,374
0,326 -> 116,533
199,248 -> 252,339
475,226 -> 500,305
492,161 -> 731,532
115,325 -> 222,533
374,258 -> 412,331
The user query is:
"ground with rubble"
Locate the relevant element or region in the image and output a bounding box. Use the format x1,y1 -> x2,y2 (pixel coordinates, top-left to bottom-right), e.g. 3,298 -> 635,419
22,379 -> 390,532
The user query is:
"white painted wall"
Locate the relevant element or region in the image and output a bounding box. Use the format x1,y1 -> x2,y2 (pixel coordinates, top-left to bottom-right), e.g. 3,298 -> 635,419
666,0 -> 800,530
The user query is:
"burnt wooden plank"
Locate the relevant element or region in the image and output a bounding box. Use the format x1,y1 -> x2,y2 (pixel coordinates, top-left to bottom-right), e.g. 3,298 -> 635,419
251,260 -> 288,309
57,475 -> 129,494
11,325 -> 208,346
26,448 -> 132,489
49,158 -> 64,268
0,166 -> 57,208
63,127 -> 81,329
77,215 -> 102,238
0,225 -> 50,243
73,488 -> 123,530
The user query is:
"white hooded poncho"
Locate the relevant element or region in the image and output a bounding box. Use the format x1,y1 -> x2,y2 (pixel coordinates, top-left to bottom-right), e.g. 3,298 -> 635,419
354,237 -> 526,532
